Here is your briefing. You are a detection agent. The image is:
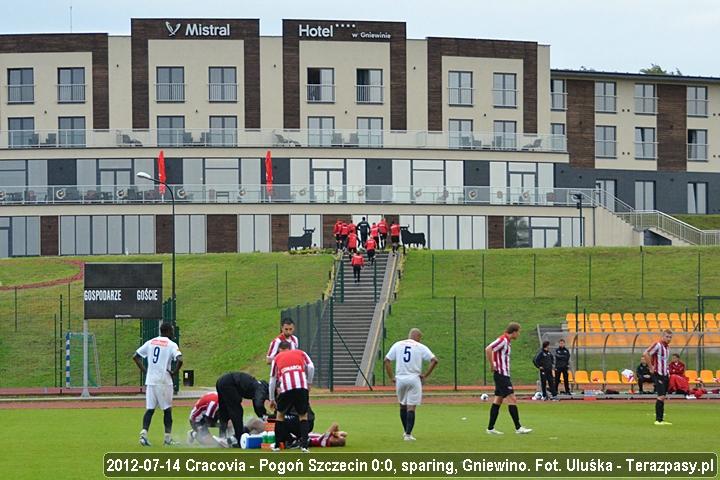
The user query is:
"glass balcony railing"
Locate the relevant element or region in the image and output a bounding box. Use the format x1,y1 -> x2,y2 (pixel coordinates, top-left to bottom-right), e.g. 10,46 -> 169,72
7,84 -> 34,104
208,83 -> 237,102
306,84 -> 335,103
448,87 -> 473,106
57,84 -> 86,103
634,96 -> 657,114
634,141 -> 658,160
156,83 -> 185,102
356,85 -> 383,103
688,144 -> 708,161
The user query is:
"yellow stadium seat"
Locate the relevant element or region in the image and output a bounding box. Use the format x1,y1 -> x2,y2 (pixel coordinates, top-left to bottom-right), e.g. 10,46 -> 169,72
566,313 -> 576,323
647,321 -> 659,331
589,313 -> 599,323
659,319 -> 671,330
705,319 -> 718,330
574,370 -> 589,384
699,370 -> 715,384
635,320 -> 648,331
669,313 -> 680,322
670,321 -> 684,331
716,370 -> 720,382
704,313 -> 714,323
613,321 -> 625,329
577,313 -> 586,324
568,370 -> 574,382
649,313 -> 660,322
633,313 -> 645,322
590,370 -> 605,384
600,313 -> 611,323
600,321 -> 611,331
623,320 -> 636,330
591,323 -> 603,332
685,370 -> 699,382
611,313 -> 622,323
605,371 -> 621,384
621,372 -> 634,384
623,313 -> 634,323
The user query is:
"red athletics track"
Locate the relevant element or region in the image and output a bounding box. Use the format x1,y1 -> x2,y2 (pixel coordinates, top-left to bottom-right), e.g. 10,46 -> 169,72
0,259 -> 84,291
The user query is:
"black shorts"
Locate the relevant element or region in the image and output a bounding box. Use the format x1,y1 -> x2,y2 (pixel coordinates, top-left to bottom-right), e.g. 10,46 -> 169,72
335,234 -> 341,241
367,250 -> 375,258
391,235 -> 399,243
653,374 -> 669,396
493,371 -> 514,397
277,388 -> 309,416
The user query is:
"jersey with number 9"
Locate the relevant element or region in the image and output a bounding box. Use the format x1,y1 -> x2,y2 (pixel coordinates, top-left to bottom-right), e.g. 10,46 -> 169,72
135,336 -> 182,385
385,339 -> 434,378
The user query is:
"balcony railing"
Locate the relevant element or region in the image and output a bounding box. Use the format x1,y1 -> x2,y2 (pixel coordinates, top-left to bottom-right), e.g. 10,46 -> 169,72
208,83 -> 237,102
687,99 -> 708,117
634,141 -> 658,160
448,87 -> 473,106
492,88 -> 517,107
156,83 -> 185,102
7,84 -> 34,104
595,95 -> 617,113
0,184 -> 597,207
688,143 -> 708,161
57,84 -> 86,103
306,84 -> 335,103
634,96 -> 657,114
551,92 -> 567,110
0,128 -> 567,153
595,141 -> 617,158
356,85 -> 383,104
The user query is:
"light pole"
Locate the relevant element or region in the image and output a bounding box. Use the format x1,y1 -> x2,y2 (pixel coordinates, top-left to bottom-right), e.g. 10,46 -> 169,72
572,192 -> 584,247
137,171 -> 176,323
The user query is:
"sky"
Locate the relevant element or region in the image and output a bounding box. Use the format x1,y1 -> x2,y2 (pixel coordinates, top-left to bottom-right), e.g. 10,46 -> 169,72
1,0 -> 718,76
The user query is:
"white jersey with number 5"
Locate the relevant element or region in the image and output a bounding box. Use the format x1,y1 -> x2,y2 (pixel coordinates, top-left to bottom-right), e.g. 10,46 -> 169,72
385,339 -> 434,378
136,336 -> 182,385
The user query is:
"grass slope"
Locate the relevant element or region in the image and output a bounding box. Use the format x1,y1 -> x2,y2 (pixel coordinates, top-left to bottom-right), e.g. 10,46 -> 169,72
0,253 -> 333,388
379,247 -> 720,385
3,401 -> 718,479
675,215 -> 720,231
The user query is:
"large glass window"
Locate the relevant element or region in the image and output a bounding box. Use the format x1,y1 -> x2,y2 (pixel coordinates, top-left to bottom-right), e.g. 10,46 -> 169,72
8,68 -> 34,104
688,129 -> 708,161
634,83 -> 657,114
308,117 -> 335,147
493,120 -> 516,149
307,68 -> 334,102
357,117 -> 383,147
688,182 -> 707,214
61,215 -> 154,255
687,86 -> 708,117
493,73 -> 517,107
208,116 -> 237,146
156,67 -> 185,102
595,125 -> 617,158
551,123 -> 566,151
58,116 -> 86,147
0,217 -> 40,257
635,181 -> 655,210
208,67 -> 237,102
157,116 -> 185,147
594,179 -> 616,211
0,160 -> 27,195
449,119 -> 473,149
595,81 -> 616,113
356,69 -> 383,103
238,215 -> 270,252
635,127 -> 656,159
58,67 -> 85,103
530,217 -> 560,248
174,214 -> 206,254
550,79 -> 566,110
204,158 -> 239,191
448,71 -> 473,106
505,216 -> 530,248
8,117 -> 35,148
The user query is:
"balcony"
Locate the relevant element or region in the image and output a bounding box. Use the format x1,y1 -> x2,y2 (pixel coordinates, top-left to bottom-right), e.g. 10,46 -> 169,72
306,84 -> 335,103
551,92 -> 567,111
0,183 -> 597,207
208,83 -> 237,102
156,83 -> 185,102
595,95 -> 617,113
634,141 -> 657,160
7,85 -> 34,104
356,85 -> 383,104
634,96 -> 657,115
688,143 -> 708,161
448,87 -> 473,106
57,84 -> 86,103
0,128 -> 567,153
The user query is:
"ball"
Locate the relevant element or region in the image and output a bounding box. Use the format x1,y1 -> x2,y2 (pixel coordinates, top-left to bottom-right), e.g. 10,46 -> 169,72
480,393 -> 489,401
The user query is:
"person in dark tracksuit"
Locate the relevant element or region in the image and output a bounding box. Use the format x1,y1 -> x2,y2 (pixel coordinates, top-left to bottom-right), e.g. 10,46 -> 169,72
357,217 -> 370,247
554,339 -> 571,395
533,341 -> 557,400
215,372 -> 269,447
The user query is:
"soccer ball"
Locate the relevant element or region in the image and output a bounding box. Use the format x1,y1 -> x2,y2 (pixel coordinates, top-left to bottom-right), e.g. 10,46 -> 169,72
532,392 -> 543,401
480,393 -> 489,401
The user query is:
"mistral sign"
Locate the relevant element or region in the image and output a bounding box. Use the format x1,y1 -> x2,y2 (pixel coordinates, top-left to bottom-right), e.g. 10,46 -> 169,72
298,23 -> 392,40
165,21 -> 231,38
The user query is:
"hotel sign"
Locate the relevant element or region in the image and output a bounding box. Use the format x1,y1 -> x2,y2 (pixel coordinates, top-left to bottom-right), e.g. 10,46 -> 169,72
298,23 -> 392,40
165,21 -> 231,38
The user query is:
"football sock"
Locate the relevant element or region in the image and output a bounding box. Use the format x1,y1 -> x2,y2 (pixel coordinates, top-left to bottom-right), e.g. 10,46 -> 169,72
299,420 -> 310,448
508,405 -> 521,429
488,403 -> 500,430
274,421 -> 285,447
163,408 -> 173,434
400,406 -> 408,431
655,400 -> 664,421
142,409 -> 154,431
405,411 -> 416,435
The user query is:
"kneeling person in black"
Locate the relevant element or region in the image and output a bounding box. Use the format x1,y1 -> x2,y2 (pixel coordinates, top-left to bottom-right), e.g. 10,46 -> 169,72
215,372 -> 269,447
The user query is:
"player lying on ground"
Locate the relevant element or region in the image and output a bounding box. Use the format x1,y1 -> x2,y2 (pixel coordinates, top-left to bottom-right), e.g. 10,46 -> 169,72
187,391 -> 265,446
270,406 -> 347,448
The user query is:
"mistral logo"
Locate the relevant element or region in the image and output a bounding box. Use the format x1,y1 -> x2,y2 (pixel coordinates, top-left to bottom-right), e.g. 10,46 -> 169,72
165,21 -> 231,37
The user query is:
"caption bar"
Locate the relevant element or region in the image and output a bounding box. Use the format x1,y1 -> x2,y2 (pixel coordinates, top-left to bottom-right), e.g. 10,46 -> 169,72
104,452 -> 717,478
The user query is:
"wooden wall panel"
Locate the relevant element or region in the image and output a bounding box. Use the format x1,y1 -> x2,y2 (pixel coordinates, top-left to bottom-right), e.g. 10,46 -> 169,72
155,215 -> 173,254
40,216 -> 59,256
206,215 -> 237,253
487,215 -> 505,249
566,79 -> 595,168
657,84 -> 687,172
271,214 -> 289,252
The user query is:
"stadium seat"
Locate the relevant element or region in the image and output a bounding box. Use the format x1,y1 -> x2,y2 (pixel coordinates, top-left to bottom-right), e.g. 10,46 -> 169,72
716,370 -> 720,382
633,313 -> 645,322
621,372 -> 634,384
590,370 -> 605,385
567,323 -> 576,332
600,313 -> 611,323
566,313 -> 576,324
685,370 -> 699,382
589,313 -> 599,323
611,313 -> 622,323
659,318 -> 671,329
601,321 -> 613,332
704,319 -> 717,330
568,370 -> 574,382
669,313 -> 680,323
670,320 -> 684,331
623,320 -> 635,331
650,313 -> 661,322
623,313 -> 634,323
699,370 -> 715,384
647,321 -> 659,331
605,371 -> 622,384
704,313 -> 714,324
574,370 -> 589,384
635,320 -> 648,331
591,323 -> 603,332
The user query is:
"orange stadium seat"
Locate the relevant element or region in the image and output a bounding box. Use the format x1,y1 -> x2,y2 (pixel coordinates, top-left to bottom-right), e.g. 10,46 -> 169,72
623,313 -> 634,323
633,313 -> 645,322
611,313 -> 622,323
704,313 -> 714,324
635,320 -> 648,331
670,320 -> 683,331
568,370 -> 574,383
659,318 -> 671,330
647,321 -> 659,331
649,313 -> 660,322
574,370 -> 589,384
669,313 -> 680,323
605,371 -> 622,384
685,370 -> 699,382
589,313 -> 600,323
600,313 -> 611,323
601,322 -> 613,332
623,319 -> 635,330
716,370 -> 720,382
590,371 -> 605,385
704,318 -> 718,330
699,370 -> 715,384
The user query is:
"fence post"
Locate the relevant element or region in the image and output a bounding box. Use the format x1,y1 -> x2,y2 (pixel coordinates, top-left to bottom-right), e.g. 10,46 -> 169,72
329,297 -> 334,392
373,261 -> 378,302
14,287 -> 18,332
225,270 -> 229,317
114,318 -> 118,386
276,263 -> 280,308
431,254 -> 435,298
59,299 -> 63,387
339,261 -> 345,303
697,252 -> 701,296
588,254 -> 592,300
533,253 -> 537,298
583,307 -> 588,371
640,247 -> 645,300
381,311 -> 386,386
54,313 -> 58,387
481,254 -> 485,299
482,309 -> 487,386
453,296 -> 458,391
67,282 -> 71,331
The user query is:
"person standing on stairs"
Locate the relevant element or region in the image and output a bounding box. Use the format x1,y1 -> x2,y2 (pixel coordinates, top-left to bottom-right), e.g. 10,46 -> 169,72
390,221 -> 401,255
347,230 -> 359,254
333,219 -> 343,252
351,250 -> 365,283
370,222 -> 380,250
378,218 -> 388,249
357,217 -> 370,247
365,236 -> 377,265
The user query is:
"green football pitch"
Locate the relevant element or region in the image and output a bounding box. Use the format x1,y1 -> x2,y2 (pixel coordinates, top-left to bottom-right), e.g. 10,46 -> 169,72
3,400 -> 718,479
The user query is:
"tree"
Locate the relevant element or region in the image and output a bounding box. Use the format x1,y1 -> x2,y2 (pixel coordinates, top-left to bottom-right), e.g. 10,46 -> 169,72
640,64 -> 683,76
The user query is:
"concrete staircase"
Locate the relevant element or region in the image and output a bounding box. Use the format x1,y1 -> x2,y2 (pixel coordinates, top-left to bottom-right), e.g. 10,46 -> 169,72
328,251 -> 390,386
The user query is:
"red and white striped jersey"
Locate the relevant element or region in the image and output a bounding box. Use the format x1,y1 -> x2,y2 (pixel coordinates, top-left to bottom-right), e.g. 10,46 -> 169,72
270,349 -> 314,397
309,432 -> 331,447
266,334 -> 299,362
645,341 -> 670,376
189,392 -> 219,424
488,334 -> 512,377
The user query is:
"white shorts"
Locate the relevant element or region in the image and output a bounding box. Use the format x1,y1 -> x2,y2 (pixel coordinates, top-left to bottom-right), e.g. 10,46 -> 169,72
396,376 -> 422,406
146,384 -> 173,410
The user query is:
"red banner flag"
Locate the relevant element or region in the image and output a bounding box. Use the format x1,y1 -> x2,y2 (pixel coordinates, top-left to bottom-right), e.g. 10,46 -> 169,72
157,150 -> 166,194
265,150 -> 273,196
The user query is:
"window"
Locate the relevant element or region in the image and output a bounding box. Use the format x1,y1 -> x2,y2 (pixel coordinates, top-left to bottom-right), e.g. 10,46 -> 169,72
595,126 -> 616,158
449,119 -> 473,149
595,81 -> 616,113
504,217 -> 530,248
493,120 -> 516,149
448,71 -> 473,106
551,79 -> 566,110
307,117 -> 335,146
208,116 -> 237,146
635,181 -> 655,210
204,158 -> 239,190
7,68 -> 33,104
208,67 -> 237,102
8,117 -> 35,148
307,68 -> 334,103
357,117 -> 383,147
356,69 -> 383,103
157,116 -> 185,146
57,67 -> 85,103
551,123 -> 566,151
156,67 -> 185,102
58,117 -> 86,147
634,84 -> 657,114
635,127 -> 656,159
0,160 -> 27,193
687,86 -> 708,117
595,179 -> 616,212
0,217 -> 40,257
493,73 -> 517,107
688,129 -> 708,161
530,218 -> 560,248
688,182 -> 707,214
